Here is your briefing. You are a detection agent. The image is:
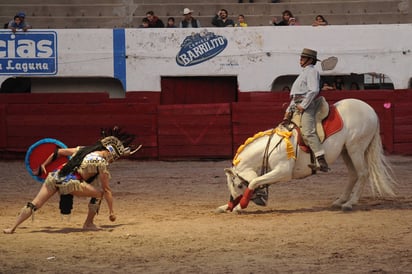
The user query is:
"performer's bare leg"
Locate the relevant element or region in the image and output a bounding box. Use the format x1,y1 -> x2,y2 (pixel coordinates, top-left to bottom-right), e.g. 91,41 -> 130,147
3,184 -> 57,234
82,207 -> 101,230
81,196 -> 103,231
69,185 -> 104,231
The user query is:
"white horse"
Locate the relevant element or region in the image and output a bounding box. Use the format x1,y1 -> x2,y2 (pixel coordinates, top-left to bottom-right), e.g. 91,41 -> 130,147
218,98 -> 397,213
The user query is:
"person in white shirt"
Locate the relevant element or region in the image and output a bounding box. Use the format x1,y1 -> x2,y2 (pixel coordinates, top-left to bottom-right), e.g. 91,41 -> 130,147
284,48 -> 329,172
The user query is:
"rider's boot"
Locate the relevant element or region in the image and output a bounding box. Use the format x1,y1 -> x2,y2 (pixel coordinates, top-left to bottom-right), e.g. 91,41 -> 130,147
308,155 -> 330,172
316,155 -> 329,172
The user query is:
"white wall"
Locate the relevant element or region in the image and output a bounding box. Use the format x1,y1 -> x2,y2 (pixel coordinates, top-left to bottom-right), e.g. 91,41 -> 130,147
1,24 -> 411,93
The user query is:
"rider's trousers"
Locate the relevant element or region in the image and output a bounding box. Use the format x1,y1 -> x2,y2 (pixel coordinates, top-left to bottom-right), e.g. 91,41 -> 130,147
300,98 -> 325,157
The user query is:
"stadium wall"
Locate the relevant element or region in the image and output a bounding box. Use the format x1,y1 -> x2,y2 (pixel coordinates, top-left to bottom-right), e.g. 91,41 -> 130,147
1,26 -> 412,159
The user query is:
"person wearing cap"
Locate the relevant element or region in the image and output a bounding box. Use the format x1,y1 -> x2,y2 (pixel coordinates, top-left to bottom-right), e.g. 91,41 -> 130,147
8,12 -> 32,33
211,9 -> 235,27
283,48 -> 329,172
179,8 -> 201,28
3,127 -> 141,234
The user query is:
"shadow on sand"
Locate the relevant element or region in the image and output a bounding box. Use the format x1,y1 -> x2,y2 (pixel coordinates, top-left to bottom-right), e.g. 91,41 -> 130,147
241,197 -> 412,215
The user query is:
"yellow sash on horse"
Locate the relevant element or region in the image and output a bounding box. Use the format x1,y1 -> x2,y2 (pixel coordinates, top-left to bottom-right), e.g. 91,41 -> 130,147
275,128 -> 295,159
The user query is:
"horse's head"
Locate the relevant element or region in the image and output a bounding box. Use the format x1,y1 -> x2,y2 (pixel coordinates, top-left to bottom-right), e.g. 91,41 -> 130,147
223,166 -> 270,212
224,167 -> 248,201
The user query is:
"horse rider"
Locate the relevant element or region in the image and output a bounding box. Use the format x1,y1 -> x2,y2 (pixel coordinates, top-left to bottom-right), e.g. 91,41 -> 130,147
283,48 -> 329,172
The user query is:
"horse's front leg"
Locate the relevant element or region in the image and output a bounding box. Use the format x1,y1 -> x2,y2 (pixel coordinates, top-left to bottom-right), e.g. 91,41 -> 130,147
233,167 -> 292,212
216,195 -> 243,213
215,204 -> 229,213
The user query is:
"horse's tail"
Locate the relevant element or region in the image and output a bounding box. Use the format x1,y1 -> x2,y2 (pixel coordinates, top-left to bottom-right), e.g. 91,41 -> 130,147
365,127 -> 397,197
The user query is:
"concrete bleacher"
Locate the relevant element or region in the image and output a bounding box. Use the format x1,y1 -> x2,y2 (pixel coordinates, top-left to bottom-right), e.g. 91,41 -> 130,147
0,0 -> 411,29
132,0 -> 411,26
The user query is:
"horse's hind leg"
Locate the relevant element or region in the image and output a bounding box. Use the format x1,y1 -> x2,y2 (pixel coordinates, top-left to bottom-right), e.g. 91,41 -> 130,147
332,149 -> 358,208
340,149 -> 369,211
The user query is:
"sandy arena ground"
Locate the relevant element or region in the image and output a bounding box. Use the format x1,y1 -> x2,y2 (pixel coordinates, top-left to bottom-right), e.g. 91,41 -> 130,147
1,155 -> 412,274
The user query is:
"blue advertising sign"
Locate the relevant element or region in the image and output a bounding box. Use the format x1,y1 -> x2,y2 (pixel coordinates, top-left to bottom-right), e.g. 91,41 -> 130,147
176,31 -> 228,67
0,31 -> 58,75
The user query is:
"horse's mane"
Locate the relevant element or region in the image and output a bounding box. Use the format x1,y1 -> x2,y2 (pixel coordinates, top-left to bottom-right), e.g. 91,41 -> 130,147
232,129 -> 276,166
232,126 -> 296,166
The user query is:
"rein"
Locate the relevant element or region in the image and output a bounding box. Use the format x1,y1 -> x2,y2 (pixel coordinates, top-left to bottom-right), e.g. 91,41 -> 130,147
234,126 -> 297,187
261,129 -> 282,176
262,127 -> 296,175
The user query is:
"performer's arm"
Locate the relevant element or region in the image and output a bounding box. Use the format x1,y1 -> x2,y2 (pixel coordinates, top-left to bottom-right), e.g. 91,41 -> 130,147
33,147 -> 78,176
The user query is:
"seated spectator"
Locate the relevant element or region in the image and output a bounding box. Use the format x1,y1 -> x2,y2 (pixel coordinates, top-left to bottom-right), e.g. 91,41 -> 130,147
167,17 -> 176,28
139,18 -> 150,28
8,12 -> 32,33
8,15 -> 24,33
282,86 -> 290,92
179,8 -> 201,28
333,76 -> 345,90
350,82 -> 360,90
271,10 -> 294,26
235,14 -> 248,27
212,9 -> 235,27
288,17 -> 299,26
146,11 -> 164,28
321,82 -> 335,91
312,15 -> 328,26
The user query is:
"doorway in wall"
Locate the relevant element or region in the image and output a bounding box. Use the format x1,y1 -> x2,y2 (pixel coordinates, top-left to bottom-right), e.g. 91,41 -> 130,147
160,76 -> 237,105
158,76 -> 237,159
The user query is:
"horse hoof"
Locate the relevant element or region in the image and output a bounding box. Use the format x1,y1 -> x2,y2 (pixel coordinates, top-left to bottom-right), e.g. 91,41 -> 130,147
341,204 -> 353,212
232,205 -> 243,214
215,207 -> 227,214
331,202 -> 342,209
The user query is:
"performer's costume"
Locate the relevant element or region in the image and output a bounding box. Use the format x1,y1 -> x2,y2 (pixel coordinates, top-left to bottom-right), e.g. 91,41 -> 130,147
44,150 -> 110,195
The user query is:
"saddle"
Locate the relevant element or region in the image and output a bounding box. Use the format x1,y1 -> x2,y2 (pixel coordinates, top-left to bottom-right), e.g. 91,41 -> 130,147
291,96 -> 343,153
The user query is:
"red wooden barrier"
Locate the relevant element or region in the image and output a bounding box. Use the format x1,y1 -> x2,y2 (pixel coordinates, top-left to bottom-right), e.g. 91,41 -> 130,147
0,104 -> 7,149
231,102 -> 282,154
0,93 -> 158,159
0,90 -> 411,159
125,92 -> 161,104
393,90 -> 412,153
158,103 -> 232,159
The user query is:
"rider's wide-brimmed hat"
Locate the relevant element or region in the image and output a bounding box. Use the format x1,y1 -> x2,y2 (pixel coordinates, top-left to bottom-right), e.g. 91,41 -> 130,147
301,48 -> 320,61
